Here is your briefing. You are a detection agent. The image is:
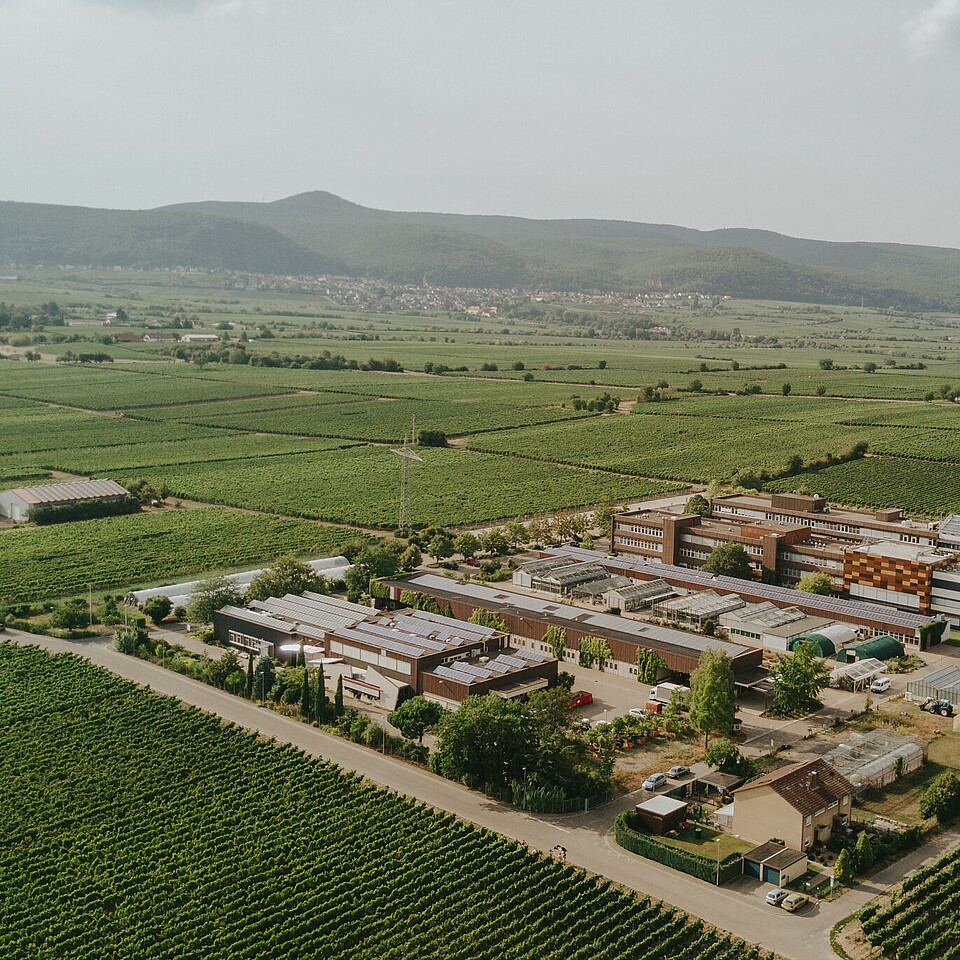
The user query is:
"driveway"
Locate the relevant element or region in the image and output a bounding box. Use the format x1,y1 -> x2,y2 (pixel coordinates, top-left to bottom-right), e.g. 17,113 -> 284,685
7,628 -> 959,960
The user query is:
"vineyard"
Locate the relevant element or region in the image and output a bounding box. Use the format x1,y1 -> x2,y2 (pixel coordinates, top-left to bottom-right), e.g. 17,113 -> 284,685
466,411 -> 880,484
0,364 -> 287,409
0,644 -> 765,960
765,456 -> 960,516
0,507 -> 366,601
111,446 -> 673,528
150,393 -> 594,443
46,433 -> 358,475
859,843 -> 960,959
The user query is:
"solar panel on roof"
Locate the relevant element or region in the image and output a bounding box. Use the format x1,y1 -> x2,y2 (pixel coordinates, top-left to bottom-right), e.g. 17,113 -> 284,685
547,545 -> 935,631
433,665 -> 473,683
448,661 -> 492,680
357,622 -> 448,652
336,626 -> 425,658
515,649 -> 550,663
486,660 -> 511,673
497,654 -> 527,669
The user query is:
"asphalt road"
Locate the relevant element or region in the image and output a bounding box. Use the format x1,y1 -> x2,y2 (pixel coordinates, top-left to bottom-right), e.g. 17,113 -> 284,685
9,629 -> 959,960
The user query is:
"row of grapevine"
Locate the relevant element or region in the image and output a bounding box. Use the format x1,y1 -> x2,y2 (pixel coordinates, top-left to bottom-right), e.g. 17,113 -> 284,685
109,446 -> 670,528
0,644 -> 766,959
860,844 -> 960,959
767,456 -> 960,516
0,507 -> 368,601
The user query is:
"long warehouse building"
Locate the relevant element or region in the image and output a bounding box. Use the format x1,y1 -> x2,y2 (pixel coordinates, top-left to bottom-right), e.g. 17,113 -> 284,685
383,573 -> 763,679
545,546 -> 948,648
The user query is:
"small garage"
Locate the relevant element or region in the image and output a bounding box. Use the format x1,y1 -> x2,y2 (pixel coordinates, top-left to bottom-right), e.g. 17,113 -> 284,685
742,841 -> 807,886
634,795 -> 688,835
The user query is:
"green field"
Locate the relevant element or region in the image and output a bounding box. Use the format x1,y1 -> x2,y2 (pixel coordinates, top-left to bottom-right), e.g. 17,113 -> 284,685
0,644 -> 763,960
5,273 -> 960,603
860,843 -> 960,959
0,507 -> 366,601
766,456 -> 960,516
110,446 -> 673,528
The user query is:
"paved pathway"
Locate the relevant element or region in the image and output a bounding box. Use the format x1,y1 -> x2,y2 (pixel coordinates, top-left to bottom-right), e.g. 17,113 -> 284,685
8,628 -> 959,960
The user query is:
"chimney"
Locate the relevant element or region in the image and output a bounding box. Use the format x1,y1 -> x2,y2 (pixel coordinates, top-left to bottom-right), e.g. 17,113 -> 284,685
808,769 -> 818,790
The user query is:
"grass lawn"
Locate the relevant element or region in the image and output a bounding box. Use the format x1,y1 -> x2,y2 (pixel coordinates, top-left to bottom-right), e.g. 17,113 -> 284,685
926,734 -> 960,769
852,760 -> 946,825
655,823 -> 754,860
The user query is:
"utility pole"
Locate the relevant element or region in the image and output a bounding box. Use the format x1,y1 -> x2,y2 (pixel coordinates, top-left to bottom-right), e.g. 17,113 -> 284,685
390,415 -> 422,533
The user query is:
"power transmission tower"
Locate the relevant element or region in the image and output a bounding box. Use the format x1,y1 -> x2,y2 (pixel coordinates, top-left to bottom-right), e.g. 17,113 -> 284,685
390,416 -> 422,532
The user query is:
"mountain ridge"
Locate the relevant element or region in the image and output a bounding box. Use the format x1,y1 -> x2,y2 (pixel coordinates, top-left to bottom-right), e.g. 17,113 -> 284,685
2,191 -> 958,309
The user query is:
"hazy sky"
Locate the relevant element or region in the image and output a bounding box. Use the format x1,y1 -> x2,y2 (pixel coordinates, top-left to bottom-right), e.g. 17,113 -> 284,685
2,0 -> 960,246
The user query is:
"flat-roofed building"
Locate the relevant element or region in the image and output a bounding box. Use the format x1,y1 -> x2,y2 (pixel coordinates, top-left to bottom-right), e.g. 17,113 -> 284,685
844,540 -> 960,621
711,492 -> 938,547
545,545 -> 949,647
382,573 -> 763,679
611,507 -> 846,588
214,596 -> 556,710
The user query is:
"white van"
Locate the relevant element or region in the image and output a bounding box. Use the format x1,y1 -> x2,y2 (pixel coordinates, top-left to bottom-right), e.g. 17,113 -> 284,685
870,677 -> 891,694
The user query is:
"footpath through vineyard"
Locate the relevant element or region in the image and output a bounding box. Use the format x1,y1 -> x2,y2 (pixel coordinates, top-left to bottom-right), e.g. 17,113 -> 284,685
8,630 -> 960,960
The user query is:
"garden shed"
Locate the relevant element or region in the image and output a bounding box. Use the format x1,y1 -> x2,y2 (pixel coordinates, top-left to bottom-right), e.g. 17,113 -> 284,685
835,635 -> 904,664
906,665 -> 960,707
634,795 -> 688,835
821,729 -> 925,790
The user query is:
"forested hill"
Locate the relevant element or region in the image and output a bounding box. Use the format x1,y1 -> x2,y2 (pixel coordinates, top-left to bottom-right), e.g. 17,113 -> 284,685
0,201 -> 344,276
4,191 -> 960,309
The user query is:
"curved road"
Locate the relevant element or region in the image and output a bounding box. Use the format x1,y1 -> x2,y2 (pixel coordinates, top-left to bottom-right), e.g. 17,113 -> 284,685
9,629 -> 958,960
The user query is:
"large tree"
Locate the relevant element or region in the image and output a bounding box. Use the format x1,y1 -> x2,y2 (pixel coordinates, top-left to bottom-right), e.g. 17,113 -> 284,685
453,531 -> 479,560
344,545 -> 400,601
688,648 -> 737,747
245,554 -> 327,602
685,494 -> 711,518
432,695 -> 527,788
703,543 -> 755,581
771,641 -> 830,715
796,571 -> 833,596
388,696 -> 443,743
186,575 -> 244,624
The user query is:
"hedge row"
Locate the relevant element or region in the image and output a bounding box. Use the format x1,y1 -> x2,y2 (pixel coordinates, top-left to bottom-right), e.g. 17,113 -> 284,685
615,812 -> 742,885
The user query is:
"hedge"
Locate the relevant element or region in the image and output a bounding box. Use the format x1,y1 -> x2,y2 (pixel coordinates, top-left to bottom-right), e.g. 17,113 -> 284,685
615,811 -> 742,885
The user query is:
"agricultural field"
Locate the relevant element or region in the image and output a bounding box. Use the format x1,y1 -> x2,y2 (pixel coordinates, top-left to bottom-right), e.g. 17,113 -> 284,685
0,644 -> 764,960
44,434 -> 359,475
110,446 -> 674,528
858,843 -> 960,960
143,392 -> 595,443
0,363 -> 287,409
766,456 -> 960,516
466,409 -> 885,484
0,507 -> 366,601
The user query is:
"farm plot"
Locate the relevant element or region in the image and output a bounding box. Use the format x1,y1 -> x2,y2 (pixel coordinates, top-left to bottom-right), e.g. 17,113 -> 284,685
46,434 -> 359,475
0,644 -> 763,960
765,456 -> 960,516
0,406 -> 221,459
0,507 -> 365,601
112,446 -> 673,528
466,411 -> 880,484
859,843 -> 960,960
162,394 -> 595,442
0,364 -> 287,410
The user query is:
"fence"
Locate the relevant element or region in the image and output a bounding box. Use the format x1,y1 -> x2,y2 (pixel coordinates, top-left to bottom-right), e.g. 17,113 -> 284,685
482,782 -> 611,815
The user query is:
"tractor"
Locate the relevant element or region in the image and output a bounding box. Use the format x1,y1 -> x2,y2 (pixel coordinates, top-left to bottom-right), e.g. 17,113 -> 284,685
919,697 -> 956,718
